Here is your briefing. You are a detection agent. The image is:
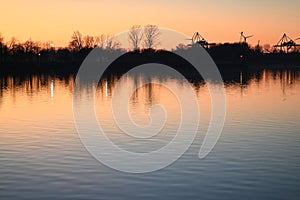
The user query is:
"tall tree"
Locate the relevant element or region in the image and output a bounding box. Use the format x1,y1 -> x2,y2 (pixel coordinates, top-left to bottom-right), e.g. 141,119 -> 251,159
95,34 -> 121,50
6,37 -> 21,62
105,35 -> 121,50
95,34 -> 106,49
84,35 -> 96,49
23,39 -> 35,53
8,37 -> 17,54
128,25 -> 143,50
69,31 -> 83,51
143,25 -> 160,49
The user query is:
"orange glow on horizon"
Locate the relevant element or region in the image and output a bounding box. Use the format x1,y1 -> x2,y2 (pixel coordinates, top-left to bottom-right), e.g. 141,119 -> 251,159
0,0 -> 299,47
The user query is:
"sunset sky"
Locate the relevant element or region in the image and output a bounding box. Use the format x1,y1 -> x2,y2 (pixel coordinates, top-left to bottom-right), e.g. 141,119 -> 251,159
1,0 -> 299,47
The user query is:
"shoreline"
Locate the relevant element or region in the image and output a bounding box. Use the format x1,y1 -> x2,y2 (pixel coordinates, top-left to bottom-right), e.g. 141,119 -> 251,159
1,50 -> 300,75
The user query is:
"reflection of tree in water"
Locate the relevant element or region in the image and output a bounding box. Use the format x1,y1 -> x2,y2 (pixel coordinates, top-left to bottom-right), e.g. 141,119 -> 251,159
98,75 -> 159,107
1,69 -> 299,104
0,74 -> 75,103
240,69 -> 300,97
277,69 -> 299,96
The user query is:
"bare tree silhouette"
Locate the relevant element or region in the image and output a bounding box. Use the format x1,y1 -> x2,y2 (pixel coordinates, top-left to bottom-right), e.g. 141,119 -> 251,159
93,34 -> 120,50
8,37 -> 16,50
128,25 -> 143,51
176,43 -> 189,50
143,25 -> 160,49
95,34 -> 106,49
69,31 -> 83,51
8,37 -> 19,55
84,35 -> 96,49
0,28 -> 299,73
41,41 -> 54,50
105,34 -> 121,50
23,39 -> 41,54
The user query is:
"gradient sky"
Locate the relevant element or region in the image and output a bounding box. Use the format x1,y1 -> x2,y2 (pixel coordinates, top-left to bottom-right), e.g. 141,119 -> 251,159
0,0 -> 299,47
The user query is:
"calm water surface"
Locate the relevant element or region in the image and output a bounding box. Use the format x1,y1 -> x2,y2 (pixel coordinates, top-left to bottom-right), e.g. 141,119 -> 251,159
0,69 -> 300,200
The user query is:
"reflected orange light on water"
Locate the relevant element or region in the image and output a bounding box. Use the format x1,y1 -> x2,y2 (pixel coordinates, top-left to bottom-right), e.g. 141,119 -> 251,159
0,69 -> 300,143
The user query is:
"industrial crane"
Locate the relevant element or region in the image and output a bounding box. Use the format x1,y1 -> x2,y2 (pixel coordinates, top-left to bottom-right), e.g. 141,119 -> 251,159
187,32 -> 216,48
273,33 -> 300,53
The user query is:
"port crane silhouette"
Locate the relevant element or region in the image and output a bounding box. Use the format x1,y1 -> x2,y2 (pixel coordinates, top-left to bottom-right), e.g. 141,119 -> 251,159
273,33 -> 300,53
187,32 -> 216,48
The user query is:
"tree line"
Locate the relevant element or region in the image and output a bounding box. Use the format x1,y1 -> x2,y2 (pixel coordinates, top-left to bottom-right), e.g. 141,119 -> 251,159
0,25 -> 162,66
1,24 -> 298,70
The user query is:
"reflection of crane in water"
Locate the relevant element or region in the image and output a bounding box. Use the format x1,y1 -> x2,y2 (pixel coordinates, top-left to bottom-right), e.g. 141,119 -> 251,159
187,32 -> 216,48
273,33 -> 300,53
239,32 -> 253,43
